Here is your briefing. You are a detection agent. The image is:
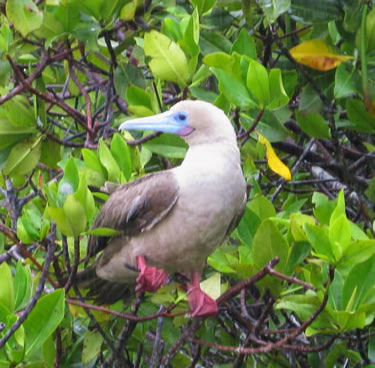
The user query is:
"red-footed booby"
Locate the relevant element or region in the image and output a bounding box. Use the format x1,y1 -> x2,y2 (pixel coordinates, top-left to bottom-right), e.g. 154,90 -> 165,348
83,100 -> 246,317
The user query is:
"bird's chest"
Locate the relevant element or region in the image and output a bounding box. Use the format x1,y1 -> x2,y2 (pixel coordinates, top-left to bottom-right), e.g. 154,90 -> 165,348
147,164 -> 244,271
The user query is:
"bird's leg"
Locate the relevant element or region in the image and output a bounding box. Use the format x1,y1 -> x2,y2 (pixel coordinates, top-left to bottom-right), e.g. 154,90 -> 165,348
187,271 -> 219,317
135,256 -> 168,293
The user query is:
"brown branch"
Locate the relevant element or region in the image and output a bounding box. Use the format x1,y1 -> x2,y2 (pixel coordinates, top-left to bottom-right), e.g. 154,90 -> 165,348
0,51 -> 50,105
6,56 -> 86,127
126,132 -> 163,146
160,319 -> 202,368
38,126 -> 86,147
217,258 -> 280,305
0,232 -> 56,349
267,268 -> 315,290
65,298 -> 180,321
0,222 -> 58,288
64,238 -> 80,292
191,289 -> 328,354
238,109 -> 264,143
69,61 -> 94,145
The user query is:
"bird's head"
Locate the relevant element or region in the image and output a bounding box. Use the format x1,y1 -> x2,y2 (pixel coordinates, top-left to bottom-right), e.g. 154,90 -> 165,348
119,100 -> 236,146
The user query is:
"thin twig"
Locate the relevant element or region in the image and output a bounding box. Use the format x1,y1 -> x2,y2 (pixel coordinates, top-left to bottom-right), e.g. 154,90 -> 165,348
0,230 -> 56,349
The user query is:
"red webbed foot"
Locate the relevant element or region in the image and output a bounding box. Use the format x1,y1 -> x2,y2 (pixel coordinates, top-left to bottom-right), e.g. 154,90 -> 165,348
187,272 -> 219,317
135,256 -> 168,293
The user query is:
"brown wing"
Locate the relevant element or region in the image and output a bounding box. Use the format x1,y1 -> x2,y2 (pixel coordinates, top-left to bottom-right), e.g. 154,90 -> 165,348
87,171 -> 179,259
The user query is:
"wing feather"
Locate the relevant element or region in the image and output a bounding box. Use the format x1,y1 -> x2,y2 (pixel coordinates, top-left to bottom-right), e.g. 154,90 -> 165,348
87,171 -> 179,258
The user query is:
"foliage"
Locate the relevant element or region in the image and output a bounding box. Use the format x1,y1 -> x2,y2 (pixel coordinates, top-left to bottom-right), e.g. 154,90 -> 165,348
0,0 -> 375,367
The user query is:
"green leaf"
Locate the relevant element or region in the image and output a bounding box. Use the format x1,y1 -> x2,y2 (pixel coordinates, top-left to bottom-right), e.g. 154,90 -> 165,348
113,62 -> 146,101
34,6 -> 64,39
47,207 -> 74,237
73,173 -> 95,220
267,69 -> 290,109
86,227 -> 121,236
204,52 -> 237,77
98,139 -> 121,182
126,85 -> 154,115
63,194 -> 87,237
162,17 -> 182,42
119,0 -> 137,21
24,289 -> 65,357
246,59 -> 270,108
0,262 -> 15,314
285,241 -> 311,276
211,67 -> 253,107
57,157 -> 79,206
6,0 -> 43,37
312,192 -> 337,225
298,85 -> 323,114
14,261 -> 32,311
181,8 -> 200,57
82,330 -> 104,365
248,195 -> 276,221
110,133 -> 132,181
334,64 -> 359,99
276,293 -> 323,323
290,0 -> 343,24
4,136 -> 42,176
290,213 -> 316,242
144,31 -> 189,86
252,219 -> 289,272
200,31 -> 232,55
144,133 -> 187,159
258,0 -> 291,22
82,148 -> 105,176
3,95 -> 36,128
333,310 -> 366,332
305,223 -> 335,263
236,206 -> 261,246
190,0 -> 216,15
295,111 -> 331,139
40,139 -> 61,170
231,28 -> 257,59
346,99 -> 375,132
342,255 -> 375,312
330,190 -> 346,224
17,208 -> 41,244
329,214 -> 351,256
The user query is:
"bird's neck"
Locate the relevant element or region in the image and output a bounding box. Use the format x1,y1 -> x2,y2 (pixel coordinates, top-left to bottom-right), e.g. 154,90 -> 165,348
179,140 -> 241,172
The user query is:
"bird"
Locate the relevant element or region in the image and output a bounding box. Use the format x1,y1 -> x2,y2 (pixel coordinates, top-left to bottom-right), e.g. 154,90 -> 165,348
81,100 -> 247,317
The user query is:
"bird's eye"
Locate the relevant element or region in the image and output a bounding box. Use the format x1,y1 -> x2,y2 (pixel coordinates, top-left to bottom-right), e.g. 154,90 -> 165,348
177,113 -> 187,121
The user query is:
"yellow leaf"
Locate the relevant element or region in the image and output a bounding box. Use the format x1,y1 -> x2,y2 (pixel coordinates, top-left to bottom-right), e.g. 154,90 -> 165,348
68,303 -> 111,322
290,39 -> 354,71
257,132 -> 291,181
201,272 -> 221,300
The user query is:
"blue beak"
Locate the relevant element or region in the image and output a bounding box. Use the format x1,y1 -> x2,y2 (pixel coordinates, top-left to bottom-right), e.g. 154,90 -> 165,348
119,111 -> 194,136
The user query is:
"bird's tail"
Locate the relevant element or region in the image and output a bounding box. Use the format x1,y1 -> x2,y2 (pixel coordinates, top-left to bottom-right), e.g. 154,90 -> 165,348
73,266 -> 133,305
